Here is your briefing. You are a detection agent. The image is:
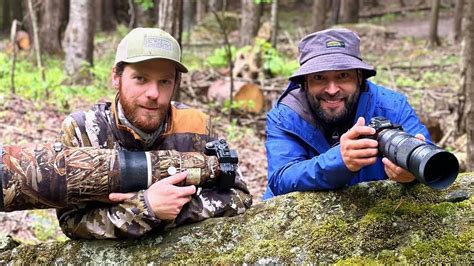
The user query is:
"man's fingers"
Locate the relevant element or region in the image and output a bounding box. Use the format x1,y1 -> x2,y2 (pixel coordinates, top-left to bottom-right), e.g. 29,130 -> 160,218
177,185 -> 197,196
109,192 -> 135,202
163,170 -> 188,185
355,116 -> 365,126
415,133 -> 426,142
348,157 -> 378,168
343,117 -> 376,140
343,139 -> 378,150
345,147 -> 379,158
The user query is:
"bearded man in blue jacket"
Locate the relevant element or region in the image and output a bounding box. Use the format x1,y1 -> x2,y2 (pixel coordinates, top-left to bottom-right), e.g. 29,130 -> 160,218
263,28 -> 430,199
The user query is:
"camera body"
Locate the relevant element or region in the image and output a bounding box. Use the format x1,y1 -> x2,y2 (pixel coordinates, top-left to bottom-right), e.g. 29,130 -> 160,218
364,116 -> 459,190
366,116 -> 403,139
204,139 -> 238,190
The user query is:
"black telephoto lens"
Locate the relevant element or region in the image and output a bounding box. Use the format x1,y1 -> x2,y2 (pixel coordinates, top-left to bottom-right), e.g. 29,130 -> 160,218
377,129 -> 459,190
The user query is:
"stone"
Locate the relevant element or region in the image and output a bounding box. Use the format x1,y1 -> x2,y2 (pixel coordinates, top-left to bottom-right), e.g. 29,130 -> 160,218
0,173 -> 472,264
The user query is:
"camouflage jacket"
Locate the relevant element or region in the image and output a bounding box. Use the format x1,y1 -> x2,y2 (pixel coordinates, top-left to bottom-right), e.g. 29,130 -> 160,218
57,98 -> 252,239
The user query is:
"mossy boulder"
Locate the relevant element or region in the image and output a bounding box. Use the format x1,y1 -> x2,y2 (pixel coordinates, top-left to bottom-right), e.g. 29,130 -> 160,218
0,173 -> 472,264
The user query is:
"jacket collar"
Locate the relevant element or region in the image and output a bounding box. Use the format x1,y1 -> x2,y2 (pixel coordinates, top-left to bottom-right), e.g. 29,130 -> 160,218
275,80 -> 376,153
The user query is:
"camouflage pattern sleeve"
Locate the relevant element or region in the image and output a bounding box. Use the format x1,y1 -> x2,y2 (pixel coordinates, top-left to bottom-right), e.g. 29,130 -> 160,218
172,169 -> 253,227
168,116 -> 253,227
57,190 -> 160,239
57,114 -> 164,239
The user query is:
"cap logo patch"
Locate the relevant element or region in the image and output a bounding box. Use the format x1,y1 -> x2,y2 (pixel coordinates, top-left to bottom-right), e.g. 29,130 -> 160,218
326,40 -> 345,48
144,36 -> 172,51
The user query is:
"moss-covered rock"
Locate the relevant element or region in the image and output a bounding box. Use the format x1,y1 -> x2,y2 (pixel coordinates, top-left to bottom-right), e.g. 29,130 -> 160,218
0,173 -> 472,264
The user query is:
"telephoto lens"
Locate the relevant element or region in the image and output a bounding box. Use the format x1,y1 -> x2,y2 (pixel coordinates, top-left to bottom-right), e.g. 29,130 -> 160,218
377,129 -> 459,190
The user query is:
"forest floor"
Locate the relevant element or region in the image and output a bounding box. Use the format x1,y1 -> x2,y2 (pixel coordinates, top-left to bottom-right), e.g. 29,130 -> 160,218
0,4 -> 465,244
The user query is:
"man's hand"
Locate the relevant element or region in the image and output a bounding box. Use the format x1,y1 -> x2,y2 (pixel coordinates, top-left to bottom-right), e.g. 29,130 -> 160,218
144,171 -> 196,220
340,117 -> 379,172
108,171 -> 196,220
383,134 -> 425,183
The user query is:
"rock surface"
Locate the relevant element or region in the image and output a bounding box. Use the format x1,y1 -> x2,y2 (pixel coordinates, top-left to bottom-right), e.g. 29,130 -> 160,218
0,174 -> 472,264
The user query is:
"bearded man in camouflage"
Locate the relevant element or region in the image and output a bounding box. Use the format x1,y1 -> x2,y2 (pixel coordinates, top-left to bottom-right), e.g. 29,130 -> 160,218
57,28 -> 252,239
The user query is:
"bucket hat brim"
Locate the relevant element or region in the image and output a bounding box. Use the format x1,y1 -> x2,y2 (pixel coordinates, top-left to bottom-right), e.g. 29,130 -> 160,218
121,55 -> 188,73
289,53 -> 376,83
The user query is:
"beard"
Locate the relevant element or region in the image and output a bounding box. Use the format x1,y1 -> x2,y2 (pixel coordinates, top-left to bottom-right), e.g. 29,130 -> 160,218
306,88 -> 360,126
119,93 -> 169,134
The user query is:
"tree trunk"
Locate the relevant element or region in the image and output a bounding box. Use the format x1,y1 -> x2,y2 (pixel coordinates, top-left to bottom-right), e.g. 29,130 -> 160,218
11,0 -> 23,21
135,2 -> 154,27
331,0 -> 340,25
64,0 -> 94,84
453,0 -> 464,41
102,0 -> 117,31
94,0 -> 103,31
463,0 -> 474,170
312,0 -> 327,32
196,0 -> 206,23
158,0 -> 182,45
3,0 -> 11,32
340,0 -> 359,23
240,0 -> 260,46
158,0 -> 183,101
183,0 -> 196,34
209,0 -> 223,12
428,0 -> 441,46
38,0 -> 66,54
270,0 -> 279,47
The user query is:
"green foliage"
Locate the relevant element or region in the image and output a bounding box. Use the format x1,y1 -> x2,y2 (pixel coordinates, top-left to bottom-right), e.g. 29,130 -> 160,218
206,39 -> 298,78
256,39 -> 299,77
254,0 -> 272,3
222,99 -> 255,114
224,118 -> 255,142
206,46 -> 237,68
134,0 -> 154,10
0,52 -> 114,111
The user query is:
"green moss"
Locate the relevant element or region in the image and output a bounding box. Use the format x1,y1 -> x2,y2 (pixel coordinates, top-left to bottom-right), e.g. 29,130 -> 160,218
401,230 -> 473,263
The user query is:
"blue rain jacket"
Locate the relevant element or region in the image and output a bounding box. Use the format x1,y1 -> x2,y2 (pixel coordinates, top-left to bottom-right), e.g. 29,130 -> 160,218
263,80 -> 431,199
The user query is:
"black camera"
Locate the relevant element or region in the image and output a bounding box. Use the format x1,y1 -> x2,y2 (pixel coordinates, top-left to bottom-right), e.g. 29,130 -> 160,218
366,116 -> 459,190
204,139 -> 238,190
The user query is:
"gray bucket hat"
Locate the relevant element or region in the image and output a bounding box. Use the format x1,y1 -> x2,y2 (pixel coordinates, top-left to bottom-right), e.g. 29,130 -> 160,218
289,28 -> 376,83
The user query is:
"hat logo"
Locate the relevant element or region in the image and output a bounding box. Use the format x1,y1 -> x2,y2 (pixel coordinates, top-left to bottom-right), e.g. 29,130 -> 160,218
144,36 -> 172,51
326,40 -> 345,48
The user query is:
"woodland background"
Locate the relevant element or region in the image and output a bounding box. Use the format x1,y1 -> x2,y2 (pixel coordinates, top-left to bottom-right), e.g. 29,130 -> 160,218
0,0 -> 473,244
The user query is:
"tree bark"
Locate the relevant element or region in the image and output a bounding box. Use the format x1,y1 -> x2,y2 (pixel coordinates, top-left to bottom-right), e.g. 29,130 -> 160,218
10,19 -> 20,95
331,0 -> 340,25
240,0 -> 260,46
38,0 -> 66,54
453,0 -> 464,41
270,0 -> 279,47
340,0 -> 359,23
428,0 -> 441,46
196,0 -> 206,23
3,0 -> 11,33
209,0 -> 223,12
94,0 -> 103,31
135,3 -> 154,27
11,0 -> 23,21
463,0 -> 474,170
102,0 -> 117,31
158,0 -> 182,45
64,0 -> 94,84
312,0 -> 327,32
183,0 -> 196,33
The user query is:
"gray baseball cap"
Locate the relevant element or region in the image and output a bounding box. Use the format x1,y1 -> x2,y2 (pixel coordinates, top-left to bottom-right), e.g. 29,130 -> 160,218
114,27 -> 188,73
289,28 -> 376,83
